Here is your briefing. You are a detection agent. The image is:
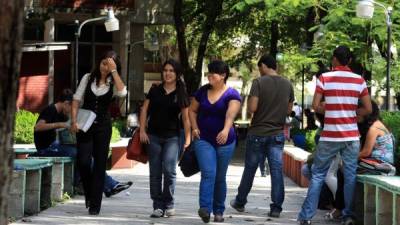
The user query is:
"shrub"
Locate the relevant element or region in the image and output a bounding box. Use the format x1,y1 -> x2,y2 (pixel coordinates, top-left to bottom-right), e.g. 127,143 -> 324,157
110,118 -> 126,143
14,110 -> 38,144
111,126 -> 121,143
305,129 -> 318,152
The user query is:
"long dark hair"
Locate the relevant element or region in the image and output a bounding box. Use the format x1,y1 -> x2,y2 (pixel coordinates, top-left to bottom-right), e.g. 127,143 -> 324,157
358,100 -> 380,147
162,59 -> 189,108
89,50 -> 121,87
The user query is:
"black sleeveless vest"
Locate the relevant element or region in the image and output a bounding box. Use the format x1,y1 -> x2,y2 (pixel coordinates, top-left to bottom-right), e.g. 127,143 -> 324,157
82,80 -> 113,123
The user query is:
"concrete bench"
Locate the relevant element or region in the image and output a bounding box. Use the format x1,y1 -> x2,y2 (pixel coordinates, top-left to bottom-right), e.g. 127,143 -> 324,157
13,144 -> 36,159
283,145 -> 311,187
110,138 -> 136,169
355,175 -> 400,225
9,159 -> 53,217
29,157 -> 74,200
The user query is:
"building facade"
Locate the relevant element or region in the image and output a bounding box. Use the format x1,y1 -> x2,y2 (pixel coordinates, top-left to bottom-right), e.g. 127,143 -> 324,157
19,0 -> 173,114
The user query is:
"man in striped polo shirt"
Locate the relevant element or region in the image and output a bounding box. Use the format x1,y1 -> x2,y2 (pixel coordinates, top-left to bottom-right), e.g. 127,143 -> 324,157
298,46 -> 372,225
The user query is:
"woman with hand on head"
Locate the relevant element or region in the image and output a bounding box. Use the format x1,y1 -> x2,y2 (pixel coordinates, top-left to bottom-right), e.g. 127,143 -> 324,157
358,100 -> 395,166
189,60 -> 241,223
71,50 -> 127,215
139,59 -> 191,218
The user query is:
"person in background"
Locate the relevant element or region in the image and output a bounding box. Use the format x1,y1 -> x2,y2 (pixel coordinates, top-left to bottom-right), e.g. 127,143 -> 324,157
304,108 -> 318,130
71,50 -> 128,215
290,111 -> 301,129
33,89 -> 132,198
189,60 -> 241,223
139,59 -> 191,218
293,102 -> 302,121
230,55 -> 294,219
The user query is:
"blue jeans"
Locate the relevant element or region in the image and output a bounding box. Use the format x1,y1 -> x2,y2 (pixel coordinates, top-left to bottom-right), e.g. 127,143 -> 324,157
147,134 -> 179,210
35,141 -> 77,157
35,141 -> 118,193
194,139 -> 236,215
235,133 -> 285,212
298,141 -> 359,221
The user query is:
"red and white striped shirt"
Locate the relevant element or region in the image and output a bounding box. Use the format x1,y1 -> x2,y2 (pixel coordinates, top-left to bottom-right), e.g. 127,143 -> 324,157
316,66 -> 369,142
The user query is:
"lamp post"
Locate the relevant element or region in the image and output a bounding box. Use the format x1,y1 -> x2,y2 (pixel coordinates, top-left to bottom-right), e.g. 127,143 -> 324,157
74,8 -> 119,89
356,0 -> 392,110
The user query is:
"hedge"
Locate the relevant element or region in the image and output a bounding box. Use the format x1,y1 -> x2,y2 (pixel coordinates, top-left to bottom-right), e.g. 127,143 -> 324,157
381,111 -> 400,173
14,110 -> 39,144
14,110 -> 123,144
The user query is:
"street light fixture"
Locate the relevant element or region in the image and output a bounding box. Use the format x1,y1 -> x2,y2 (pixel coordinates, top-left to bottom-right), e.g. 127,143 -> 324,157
356,0 -> 393,110
74,8 -> 119,88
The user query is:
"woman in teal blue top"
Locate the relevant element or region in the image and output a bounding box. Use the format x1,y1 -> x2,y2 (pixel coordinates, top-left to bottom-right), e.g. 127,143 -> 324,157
358,101 -> 394,164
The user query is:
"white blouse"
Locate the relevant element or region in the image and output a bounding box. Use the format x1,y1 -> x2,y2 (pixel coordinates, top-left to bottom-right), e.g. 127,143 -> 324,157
73,73 -> 127,102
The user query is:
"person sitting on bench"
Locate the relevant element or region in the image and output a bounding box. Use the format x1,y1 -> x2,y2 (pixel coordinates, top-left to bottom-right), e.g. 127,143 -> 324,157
32,89 -> 132,197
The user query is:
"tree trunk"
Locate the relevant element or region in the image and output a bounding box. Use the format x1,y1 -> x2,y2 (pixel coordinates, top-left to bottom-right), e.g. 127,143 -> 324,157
173,0 -> 223,94
270,20 -> 279,58
192,0 -> 223,92
173,0 -> 196,92
396,93 -> 400,111
0,1 -> 25,223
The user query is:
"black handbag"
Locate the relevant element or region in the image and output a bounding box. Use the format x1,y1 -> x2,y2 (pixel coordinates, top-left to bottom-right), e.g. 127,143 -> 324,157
178,143 -> 200,177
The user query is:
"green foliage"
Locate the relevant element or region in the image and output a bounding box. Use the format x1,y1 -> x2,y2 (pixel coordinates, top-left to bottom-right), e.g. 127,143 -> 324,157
14,110 -> 38,144
111,126 -> 121,143
305,129 -> 318,152
111,119 -> 126,143
238,63 -> 253,95
291,127 -> 317,152
381,111 -> 400,174
381,111 -> 400,154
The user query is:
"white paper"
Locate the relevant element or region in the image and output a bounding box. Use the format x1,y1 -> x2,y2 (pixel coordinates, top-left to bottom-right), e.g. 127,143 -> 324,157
75,109 -> 96,132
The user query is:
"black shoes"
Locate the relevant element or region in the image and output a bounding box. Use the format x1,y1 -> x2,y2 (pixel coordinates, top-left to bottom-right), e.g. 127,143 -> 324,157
105,181 -> 133,197
198,208 -> 210,223
88,207 -> 100,215
229,199 -> 245,212
267,210 -> 281,218
299,220 -> 311,225
214,214 -> 224,223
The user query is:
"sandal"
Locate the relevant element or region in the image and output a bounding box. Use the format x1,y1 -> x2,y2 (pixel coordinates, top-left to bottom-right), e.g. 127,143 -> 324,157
324,208 -> 341,220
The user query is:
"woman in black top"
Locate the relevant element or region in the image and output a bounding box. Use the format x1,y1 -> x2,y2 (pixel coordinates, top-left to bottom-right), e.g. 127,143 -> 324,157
71,50 -> 127,215
139,59 -> 190,218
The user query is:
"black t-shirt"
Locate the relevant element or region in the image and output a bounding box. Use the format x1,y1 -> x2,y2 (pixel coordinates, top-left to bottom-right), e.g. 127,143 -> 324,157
147,85 -> 182,138
34,104 -> 68,150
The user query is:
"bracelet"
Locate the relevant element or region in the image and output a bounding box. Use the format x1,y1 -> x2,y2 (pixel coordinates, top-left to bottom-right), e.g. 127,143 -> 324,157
110,69 -> 117,74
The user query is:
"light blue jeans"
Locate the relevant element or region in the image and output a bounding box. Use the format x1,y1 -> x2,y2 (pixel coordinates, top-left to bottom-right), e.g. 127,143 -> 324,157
194,139 -> 236,215
298,140 -> 359,221
147,134 -> 179,210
